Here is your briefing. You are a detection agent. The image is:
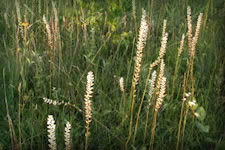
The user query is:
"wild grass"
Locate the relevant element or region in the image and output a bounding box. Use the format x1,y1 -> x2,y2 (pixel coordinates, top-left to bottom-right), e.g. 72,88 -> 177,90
0,0 -> 225,149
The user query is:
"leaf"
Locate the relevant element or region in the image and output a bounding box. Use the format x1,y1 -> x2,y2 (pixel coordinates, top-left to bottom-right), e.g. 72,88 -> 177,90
194,106 -> 206,121
196,121 -> 209,133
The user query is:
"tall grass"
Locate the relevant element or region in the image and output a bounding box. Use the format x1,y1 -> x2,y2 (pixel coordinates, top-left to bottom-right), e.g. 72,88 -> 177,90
0,0 -> 225,149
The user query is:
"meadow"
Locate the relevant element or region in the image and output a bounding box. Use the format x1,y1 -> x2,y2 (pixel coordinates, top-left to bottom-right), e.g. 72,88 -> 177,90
0,0 -> 225,149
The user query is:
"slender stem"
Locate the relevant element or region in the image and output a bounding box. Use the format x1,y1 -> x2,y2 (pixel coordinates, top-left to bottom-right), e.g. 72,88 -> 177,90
150,110 -> 158,150
144,91 -> 156,143
176,74 -> 186,150
18,82 -> 22,150
125,84 -> 136,150
3,68 -> 18,149
85,126 -> 89,150
120,89 -> 126,150
133,66 -> 153,144
143,107 -> 150,143
181,102 -> 189,150
171,55 -> 180,99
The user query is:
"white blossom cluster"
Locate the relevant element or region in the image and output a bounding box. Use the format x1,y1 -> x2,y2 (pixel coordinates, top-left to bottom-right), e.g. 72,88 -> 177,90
84,71 -> 94,137
133,9 -> 149,86
65,121 -> 71,150
43,97 -> 75,107
47,115 -> 57,150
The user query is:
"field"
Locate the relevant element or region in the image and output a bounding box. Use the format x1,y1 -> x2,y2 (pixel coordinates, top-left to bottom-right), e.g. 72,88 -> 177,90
0,0 -> 225,149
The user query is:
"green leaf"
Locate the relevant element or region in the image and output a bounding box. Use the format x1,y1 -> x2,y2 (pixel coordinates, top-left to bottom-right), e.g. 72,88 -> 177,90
194,106 -> 206,121
196,121 -> 209,133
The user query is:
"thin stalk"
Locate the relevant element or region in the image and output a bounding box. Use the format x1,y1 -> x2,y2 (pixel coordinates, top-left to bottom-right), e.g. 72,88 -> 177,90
181,101 -> 189,150
121,90 -> 126,141
18,82 -> 22,150
172,34 -> 185,99
144,93 -> 156,143
85,129 -> 89,150
132,66 -> 153,144
125,9 -> 148,149
3,68 -> 18,150
149,110 -> 158,150
125,84 -> 136,150
143,107 -> 150,143
144,83 -> 157,144
171,54 -> 180,99
176,74 -> 187,150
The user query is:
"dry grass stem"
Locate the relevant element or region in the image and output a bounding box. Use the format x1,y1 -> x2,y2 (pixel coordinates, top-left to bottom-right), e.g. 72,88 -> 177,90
171,33 -> 185,99
176,76 -> 187,150
15,0 -> 21,23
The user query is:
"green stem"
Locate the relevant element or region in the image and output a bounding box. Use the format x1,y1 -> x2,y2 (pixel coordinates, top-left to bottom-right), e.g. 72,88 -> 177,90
150,110 -> 158,150
133,66 -> 153,144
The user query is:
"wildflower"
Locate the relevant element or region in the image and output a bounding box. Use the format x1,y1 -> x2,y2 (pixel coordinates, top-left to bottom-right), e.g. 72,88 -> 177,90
119,77 -> 125,92
155,77 -> 167,111
47,115 -> 57,150
65,121 -> 71,150
20,22 -> 29,27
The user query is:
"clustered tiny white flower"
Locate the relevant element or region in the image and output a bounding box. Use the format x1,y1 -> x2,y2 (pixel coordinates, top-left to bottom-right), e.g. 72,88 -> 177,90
47,115 -> 57,150
65,121 -> 71,150
119,77 -> 125,92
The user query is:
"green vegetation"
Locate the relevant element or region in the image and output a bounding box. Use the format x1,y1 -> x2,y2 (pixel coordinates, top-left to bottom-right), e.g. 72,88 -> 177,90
0,0 -> 224,149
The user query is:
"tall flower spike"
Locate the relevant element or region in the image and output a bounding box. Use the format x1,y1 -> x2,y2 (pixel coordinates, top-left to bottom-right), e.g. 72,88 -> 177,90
187,6 -> 193,55
65,121 -> 71,150
43,15 -> 53,50
47,115 -> 57,150
159,33 -> 168,59
162,19 -> 167,38
178,34 -> 185,57
191,13 -> 203,57
148,70 -> 157,108
155,59 -> 165,94
155,77 -> 167,111
84,71 -> 94,150
133,9 -> 149,86
84,71 -> 94,130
